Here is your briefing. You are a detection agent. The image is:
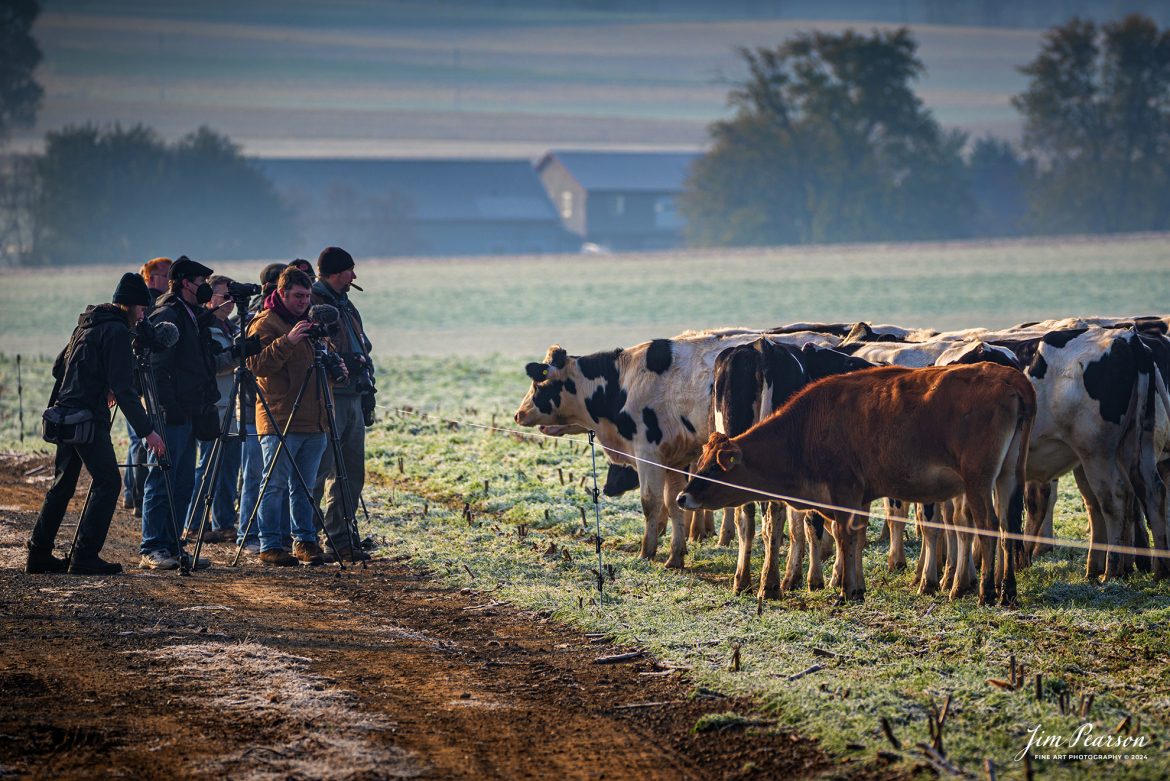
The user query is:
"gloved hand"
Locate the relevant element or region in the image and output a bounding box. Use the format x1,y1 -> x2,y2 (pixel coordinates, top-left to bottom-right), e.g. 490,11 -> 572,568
228,336 -> 263,360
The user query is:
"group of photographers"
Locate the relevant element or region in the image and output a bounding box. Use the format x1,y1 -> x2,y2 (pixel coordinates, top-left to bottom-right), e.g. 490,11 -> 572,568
26,247 -> 376,575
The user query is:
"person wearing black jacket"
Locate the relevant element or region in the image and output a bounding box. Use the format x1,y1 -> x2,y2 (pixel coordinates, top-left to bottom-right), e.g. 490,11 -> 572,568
138,256 -> 219,570
311,246 -> 375,562
27,274 -> 165,576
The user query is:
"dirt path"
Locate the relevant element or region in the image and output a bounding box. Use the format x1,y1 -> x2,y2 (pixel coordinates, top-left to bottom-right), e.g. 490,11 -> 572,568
0,453 -> 883,780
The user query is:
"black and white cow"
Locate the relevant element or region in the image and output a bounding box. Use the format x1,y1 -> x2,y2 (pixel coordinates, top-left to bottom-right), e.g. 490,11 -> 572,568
513,328 -> 841,570
709,337 -> 874,596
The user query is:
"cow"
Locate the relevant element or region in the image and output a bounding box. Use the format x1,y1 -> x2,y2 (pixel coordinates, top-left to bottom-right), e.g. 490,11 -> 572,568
709,337 -> 873,595
513,330 -> 768,569
677,363 -> 1036,605
513,328 -> 844,571
989,327 -> 1170,580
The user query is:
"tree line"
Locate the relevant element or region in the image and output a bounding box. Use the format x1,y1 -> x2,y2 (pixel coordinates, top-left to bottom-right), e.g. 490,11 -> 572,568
680,14 -> 1170,247
2,6 -> 1168,262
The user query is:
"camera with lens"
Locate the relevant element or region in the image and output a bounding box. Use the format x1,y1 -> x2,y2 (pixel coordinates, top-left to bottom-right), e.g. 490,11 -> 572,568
227,281 -> 262,301
132,319 -> 179,354
319,349 -> 348,384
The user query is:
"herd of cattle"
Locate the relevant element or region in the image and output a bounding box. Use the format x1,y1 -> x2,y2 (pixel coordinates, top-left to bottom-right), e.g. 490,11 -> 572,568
512,316 -> 1170,607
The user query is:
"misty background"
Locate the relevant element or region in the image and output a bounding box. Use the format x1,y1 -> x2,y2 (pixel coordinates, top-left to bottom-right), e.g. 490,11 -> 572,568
2,0 -> 1169,265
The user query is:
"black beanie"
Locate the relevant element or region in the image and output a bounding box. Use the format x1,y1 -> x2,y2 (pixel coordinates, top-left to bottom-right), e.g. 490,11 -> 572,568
112,272 -> 151,307
317,246 -> 354,276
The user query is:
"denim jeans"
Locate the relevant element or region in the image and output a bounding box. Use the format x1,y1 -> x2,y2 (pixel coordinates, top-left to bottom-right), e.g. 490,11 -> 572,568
236,422 -> 271,545
140,420 -> 197,555
123,421 -> 145,506
188,434 -> 241,533
258,432 -> 326,552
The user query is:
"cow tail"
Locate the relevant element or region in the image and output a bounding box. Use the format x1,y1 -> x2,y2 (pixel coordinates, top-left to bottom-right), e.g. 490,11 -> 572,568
1009,377 -> 1035,552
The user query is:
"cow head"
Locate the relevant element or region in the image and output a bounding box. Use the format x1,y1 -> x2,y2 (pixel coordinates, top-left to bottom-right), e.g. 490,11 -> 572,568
676,432 -> 749,510
800,343 -> 876,379
514,345 -> 588,435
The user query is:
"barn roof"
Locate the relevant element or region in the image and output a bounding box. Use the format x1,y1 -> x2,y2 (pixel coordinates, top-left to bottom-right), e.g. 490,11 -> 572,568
538,150 -> 701,193
255,158 -> 559,222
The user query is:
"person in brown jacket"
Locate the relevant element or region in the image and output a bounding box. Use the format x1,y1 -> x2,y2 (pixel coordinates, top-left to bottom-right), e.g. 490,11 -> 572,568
246,267 -> 346,566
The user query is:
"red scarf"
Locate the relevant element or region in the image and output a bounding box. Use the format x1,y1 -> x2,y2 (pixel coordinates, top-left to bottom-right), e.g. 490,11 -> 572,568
264,289 -> 307,325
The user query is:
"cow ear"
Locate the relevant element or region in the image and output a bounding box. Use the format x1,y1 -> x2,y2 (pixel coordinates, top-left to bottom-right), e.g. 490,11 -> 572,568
715,441 -> 742,471
706,431 -> 729,448
526,362 -> 549,381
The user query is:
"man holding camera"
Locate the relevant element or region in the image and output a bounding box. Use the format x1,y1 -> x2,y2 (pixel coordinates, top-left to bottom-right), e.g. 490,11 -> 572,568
312,246 -> 375,562
27,273 -> 165,576
139,256 -> 218,570
247,266 -> 346,566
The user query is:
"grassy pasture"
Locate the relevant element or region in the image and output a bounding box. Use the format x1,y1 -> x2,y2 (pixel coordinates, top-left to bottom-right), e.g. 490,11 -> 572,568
3,234 -> 1170,776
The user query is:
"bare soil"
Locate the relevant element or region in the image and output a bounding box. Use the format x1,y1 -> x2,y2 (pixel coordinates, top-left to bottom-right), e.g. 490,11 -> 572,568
0,452 -> 896,780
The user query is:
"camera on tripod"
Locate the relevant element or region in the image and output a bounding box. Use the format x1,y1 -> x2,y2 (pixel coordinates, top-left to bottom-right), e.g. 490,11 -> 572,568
228,281 -> 262,302
132,319 -> 179,354
306,303 -> 341,339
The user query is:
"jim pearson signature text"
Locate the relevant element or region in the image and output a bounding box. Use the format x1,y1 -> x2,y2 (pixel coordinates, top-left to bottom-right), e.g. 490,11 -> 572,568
1017,723 -> 1151,761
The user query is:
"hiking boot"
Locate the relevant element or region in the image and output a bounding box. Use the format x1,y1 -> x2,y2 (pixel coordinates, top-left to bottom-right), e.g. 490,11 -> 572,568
293,540 -> 325,566
258,548 -> 298,567
25,545 -> 69,575
139,550 -> 180,570
360,536 -> 379,552
238,539 -> 262,556
179,552 -> 211,571
68,554 -> 123,576
203,527 -> 236,543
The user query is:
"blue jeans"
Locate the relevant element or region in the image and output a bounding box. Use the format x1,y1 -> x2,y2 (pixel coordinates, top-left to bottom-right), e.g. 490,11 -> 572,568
123,421 -> 145,505
188,434 -> 241,533
236,422 -> 271,545
258,432 -> 326,552
141,420 -> 197,555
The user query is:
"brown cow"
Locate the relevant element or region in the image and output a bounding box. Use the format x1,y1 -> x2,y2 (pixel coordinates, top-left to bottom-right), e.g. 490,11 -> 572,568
676,364 -> 1036,605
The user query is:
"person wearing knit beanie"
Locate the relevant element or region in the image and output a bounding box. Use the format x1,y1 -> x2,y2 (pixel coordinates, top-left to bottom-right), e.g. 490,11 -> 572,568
112,272 -> 152,308
317,246 -> 354,276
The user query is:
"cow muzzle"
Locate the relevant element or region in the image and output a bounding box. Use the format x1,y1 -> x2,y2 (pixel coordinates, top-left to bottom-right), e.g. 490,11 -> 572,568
676,491 -> 699,510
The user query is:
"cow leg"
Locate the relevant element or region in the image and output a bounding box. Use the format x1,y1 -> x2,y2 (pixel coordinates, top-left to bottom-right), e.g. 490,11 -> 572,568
884,498 -> 908,572
637,464 -> 667,560
1130,460 -> 1168,577
717,508 -> 736,547
939,500 -> 958,593
962,487 -> 999,606
948,498 -> 976,601
732,502 -> 755,594
759,503 -> 783,598
831,506 -> 866,602
806,511 -> 827,591
918,503 -> 942,596
779,505 -> 805,592
662,469 -> 689,569
1023,480 -> 1056,562
913,503 -> 934,587
1074,463 -> 1132,581
703,509 -> 716,538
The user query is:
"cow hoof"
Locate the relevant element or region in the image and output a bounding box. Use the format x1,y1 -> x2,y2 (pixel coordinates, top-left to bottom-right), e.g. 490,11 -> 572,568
807,579 -> 824,592
845,590 -> 865,603
759,586 -> 781,600
732,579 -> 751,594
779,576 -> 797,592
918,579 -> 939,596
998,590 -> 1018,608
664,556 -> 685,570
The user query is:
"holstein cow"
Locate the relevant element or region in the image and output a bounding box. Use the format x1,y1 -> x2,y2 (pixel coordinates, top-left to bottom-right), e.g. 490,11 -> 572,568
989,327 -> 1170,580
513,329 -> 842,570
513,331 -> 765,568
678,363 -> 1036,605
709,337 -> 873,596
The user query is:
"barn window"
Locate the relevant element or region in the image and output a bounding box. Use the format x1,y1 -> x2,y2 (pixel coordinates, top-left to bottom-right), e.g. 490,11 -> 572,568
560,191 -> 573,219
